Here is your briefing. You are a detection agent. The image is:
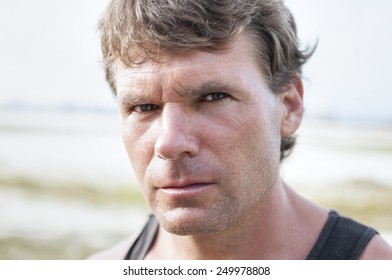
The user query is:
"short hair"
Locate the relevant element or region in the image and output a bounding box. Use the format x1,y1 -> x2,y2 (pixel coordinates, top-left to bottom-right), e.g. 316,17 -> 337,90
98,0 -> 315,160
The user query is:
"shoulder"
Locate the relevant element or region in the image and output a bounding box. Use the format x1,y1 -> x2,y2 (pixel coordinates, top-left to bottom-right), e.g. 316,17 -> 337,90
86,233 -> 138,260
86,215 -> 154,260
360,234 -> 392,260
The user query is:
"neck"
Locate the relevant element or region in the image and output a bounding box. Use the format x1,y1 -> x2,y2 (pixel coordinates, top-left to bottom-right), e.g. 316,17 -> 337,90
146,179 -> 327,259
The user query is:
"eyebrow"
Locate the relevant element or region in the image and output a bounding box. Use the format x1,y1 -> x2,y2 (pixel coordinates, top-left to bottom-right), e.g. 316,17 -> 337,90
118,94 -> 150,107
186,81 -> 239,96
118,80 -> 242,105
117,81 -> 153,105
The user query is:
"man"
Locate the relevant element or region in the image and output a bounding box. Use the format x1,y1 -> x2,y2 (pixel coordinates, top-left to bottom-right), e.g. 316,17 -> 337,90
90,0 -> 392,259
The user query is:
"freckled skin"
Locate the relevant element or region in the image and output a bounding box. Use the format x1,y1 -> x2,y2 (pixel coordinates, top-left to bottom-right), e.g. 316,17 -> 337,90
115,37 -> 284,236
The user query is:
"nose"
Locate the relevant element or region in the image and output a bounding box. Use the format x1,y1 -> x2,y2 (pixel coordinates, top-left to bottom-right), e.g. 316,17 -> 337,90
154,104 -> 199,160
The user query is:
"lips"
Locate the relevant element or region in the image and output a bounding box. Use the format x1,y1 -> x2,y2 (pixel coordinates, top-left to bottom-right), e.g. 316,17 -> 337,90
158,182 -> 213,197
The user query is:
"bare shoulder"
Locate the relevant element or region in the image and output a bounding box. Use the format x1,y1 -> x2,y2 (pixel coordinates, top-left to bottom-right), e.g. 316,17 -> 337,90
86,233 -> 138,260
360,234 -> 392,260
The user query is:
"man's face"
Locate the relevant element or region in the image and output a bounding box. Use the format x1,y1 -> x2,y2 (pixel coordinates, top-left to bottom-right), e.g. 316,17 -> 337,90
115,36 -> 284,235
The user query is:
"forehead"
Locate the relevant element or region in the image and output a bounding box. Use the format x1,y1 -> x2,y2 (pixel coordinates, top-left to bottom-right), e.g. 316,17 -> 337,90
113,35 -> 266,96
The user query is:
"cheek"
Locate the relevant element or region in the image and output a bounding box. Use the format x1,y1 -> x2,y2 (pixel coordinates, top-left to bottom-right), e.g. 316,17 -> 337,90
122,122 -> 155,184
217,102 -> 281,151
214,104 -> 282,188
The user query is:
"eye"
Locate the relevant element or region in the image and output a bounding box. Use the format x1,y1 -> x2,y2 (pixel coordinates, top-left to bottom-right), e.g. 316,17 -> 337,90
133,103 -> 160,113
204,92 -> 229,102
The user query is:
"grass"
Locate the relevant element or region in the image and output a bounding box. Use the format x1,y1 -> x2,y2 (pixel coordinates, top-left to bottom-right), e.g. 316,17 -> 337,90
307,179 -> 392,231
1,174 -> 391,259
0,175 -> 146,206
0,236 -> 100,260
0,174 -> 147,260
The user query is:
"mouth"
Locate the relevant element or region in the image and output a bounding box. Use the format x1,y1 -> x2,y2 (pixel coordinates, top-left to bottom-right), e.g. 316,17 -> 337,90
159,183 -> 213,198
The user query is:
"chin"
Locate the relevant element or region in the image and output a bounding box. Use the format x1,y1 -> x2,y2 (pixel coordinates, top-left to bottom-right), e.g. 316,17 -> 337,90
157,207 -> 233,236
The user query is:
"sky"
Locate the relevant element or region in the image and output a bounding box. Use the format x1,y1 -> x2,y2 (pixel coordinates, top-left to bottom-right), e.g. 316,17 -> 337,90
1,0 -> 392,123
0,0 -> 112,108
286,0 -> 392,123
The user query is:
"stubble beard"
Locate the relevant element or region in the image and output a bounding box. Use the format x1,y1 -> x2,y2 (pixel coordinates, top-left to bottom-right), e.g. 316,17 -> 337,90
152,193 -> 242,236
151,180 -> 272,237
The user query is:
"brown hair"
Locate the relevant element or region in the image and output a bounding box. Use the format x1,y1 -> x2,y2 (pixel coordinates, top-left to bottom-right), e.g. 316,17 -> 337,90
98,0 -> 315,160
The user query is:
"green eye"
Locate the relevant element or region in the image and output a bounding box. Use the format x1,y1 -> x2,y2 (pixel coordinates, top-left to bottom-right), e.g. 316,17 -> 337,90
134,104 -> 159,112
205,92 -> 229,101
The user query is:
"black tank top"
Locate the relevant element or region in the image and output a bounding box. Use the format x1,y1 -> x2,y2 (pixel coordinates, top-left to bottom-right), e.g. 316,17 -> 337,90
124,210 -> 378,260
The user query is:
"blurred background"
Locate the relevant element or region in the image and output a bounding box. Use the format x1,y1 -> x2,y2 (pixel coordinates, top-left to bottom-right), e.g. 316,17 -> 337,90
0,0 -> 391,259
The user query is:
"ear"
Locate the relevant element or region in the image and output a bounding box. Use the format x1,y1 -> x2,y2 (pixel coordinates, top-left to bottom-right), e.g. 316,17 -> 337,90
279,74 -> 304,137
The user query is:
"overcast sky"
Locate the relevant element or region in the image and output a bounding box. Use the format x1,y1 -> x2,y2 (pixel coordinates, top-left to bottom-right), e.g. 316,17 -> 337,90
1,0 -> 391,123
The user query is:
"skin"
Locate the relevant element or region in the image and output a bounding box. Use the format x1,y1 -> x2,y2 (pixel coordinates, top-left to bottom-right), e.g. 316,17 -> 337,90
97,35 -> 392,260
116,36 -> 287,235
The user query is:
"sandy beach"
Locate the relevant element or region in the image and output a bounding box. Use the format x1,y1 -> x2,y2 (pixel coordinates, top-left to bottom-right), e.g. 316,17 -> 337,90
1,110 -> 391,259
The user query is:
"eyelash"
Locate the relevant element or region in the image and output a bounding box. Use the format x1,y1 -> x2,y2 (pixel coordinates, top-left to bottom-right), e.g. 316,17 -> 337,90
132,103 -> 159,113
129,92 -> 230,114
202,92 -> 230,102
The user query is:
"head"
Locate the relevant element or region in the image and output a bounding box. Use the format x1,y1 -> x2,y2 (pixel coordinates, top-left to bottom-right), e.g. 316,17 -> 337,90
98,0 -> 314,234
99,0 -> 313,161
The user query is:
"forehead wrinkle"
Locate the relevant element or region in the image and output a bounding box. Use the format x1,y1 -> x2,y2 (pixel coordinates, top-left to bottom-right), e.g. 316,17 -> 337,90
165,62 -> 248,100
117,79 -> 160,107
164,70 -> 244,102
115,39 -> 261,103
164,71 -> 188,100
116,65 -> 165,104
